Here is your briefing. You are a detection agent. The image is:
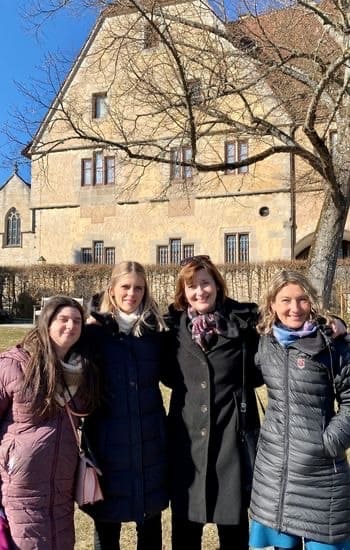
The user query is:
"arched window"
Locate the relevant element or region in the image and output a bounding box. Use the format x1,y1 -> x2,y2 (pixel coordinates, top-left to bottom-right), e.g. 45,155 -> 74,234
6,208 -> 21,246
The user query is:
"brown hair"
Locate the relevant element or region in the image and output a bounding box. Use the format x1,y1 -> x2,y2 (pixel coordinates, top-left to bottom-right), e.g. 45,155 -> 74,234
257,269 -> 323,334
21,296 -> 99,417
174,256 -> 228,311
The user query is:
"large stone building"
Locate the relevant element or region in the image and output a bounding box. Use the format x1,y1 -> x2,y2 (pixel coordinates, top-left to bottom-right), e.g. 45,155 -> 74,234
1,0 -> 348,267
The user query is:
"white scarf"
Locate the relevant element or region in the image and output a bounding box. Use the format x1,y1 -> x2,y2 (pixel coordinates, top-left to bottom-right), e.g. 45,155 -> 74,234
56,352 -> 83,406
115,309 -> 140,334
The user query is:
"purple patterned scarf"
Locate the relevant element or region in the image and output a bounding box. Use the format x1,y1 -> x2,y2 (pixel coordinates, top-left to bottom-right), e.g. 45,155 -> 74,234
187,307 -> 223,351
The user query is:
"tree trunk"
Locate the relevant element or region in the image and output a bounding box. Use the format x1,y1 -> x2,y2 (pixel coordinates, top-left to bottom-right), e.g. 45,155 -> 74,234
307,189 -> 349,308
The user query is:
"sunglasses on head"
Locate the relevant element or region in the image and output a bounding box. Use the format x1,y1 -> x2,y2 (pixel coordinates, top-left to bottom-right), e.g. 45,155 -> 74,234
180,255 -> 211,267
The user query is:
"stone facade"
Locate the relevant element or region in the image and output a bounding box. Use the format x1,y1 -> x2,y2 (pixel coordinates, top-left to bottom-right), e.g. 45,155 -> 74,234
0,1 -> 347,267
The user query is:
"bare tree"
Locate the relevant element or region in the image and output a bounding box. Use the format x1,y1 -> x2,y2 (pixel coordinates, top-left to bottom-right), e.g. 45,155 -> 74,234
12,0 -> 350,306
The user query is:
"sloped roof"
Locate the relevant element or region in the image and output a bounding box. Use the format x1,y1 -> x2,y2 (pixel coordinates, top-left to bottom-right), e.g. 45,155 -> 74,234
1,171 -> 30,190
228,2 -> 340,122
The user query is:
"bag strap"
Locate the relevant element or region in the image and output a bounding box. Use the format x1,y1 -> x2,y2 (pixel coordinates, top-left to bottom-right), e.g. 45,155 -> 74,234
65,403 -> 83,451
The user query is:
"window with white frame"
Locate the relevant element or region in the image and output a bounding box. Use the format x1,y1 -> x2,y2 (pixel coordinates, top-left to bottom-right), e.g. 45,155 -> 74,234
330,130 -> 338,156
92,93 -> 107,119
81,153 -> 115,186
5,208 -> 21,246
225,140 -> 249,174
170,146 -> 193,180
157,239 -> 194,265
81,241 -> 115,265
225,233 -> 249,263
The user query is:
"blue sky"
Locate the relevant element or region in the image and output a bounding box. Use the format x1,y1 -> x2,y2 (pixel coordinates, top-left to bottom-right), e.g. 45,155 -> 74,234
0,1 -> 97,184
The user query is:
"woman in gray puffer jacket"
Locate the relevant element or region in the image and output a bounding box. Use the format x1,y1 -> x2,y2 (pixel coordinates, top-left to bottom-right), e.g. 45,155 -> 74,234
0,296 -> 99,550
249,270 -> 350,550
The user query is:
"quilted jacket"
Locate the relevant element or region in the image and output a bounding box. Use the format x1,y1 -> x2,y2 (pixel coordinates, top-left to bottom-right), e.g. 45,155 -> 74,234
250,329 -> 350,544
0,346 -> 85,550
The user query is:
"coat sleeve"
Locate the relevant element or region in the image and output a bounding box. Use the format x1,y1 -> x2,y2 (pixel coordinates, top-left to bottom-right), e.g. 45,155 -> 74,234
0,357 -> 17,417
322,342 -> 350,458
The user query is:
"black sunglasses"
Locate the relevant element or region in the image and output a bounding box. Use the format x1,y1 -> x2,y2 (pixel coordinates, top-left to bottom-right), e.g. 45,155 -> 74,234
180,255 -> 211,267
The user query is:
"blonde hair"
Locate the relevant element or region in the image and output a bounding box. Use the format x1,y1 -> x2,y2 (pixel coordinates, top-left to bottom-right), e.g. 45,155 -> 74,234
257,269 -> 324,334
100,261 -> 167,335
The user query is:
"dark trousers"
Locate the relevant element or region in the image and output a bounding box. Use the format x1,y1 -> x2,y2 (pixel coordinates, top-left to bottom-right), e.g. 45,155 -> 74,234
94,513 -> 162,550
172,511 -> 249,550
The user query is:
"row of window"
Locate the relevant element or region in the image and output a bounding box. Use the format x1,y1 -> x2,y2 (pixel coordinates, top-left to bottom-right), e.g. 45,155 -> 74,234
156,234 -> 250,265
80,235 -> 249,265
81,140 -> 249,187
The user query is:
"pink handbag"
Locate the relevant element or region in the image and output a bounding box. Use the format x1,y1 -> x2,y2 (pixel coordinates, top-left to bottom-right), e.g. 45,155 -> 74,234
65,404 -> 104,506
0,516 -> 11,550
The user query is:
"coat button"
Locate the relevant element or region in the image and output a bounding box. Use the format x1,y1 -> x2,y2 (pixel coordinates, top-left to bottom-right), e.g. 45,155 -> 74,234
201,404 -> 208,413
201,380 -> 207,389
200,428 -> 207,436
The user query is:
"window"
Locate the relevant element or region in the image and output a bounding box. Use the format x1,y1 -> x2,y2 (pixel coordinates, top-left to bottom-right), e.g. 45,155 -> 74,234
94,241 -> 104,264
143,22 -> 159,49
81,248 -> 93,264
81,152 -> 115,186
95,153 -> 104,185
170,146 -> 193,180
188,79 -> 202,105
225,233 -> 250,263
81,241 -> 115,264
330,130 -> 338,156
157,245 -> 169,265
224,140 -> 249,174
81,159 -> 93,186
92,93 -> 107,119
157,239 -> 194,265
105,157 -> 115,185
105,247 -> 115,265
5,208 -> 21,246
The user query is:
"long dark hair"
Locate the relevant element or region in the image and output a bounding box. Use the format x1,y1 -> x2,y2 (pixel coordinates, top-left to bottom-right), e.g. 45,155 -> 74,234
21,296 -> 99,417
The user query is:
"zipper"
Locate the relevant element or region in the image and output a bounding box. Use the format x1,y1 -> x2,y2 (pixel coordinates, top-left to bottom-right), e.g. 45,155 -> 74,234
49,413 -> 63,549
277,347 -> 290,530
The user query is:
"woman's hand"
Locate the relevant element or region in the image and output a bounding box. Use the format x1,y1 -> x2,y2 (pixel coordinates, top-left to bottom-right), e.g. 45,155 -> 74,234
330,317 -> 347,338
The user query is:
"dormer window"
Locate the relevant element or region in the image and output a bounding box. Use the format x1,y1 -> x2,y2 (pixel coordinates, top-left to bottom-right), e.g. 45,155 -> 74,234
92,93 -> 107,119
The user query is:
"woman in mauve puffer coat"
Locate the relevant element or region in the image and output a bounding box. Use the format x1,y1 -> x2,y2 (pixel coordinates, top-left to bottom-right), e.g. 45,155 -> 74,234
249,270 -> 350,550
0,296 -> 98,550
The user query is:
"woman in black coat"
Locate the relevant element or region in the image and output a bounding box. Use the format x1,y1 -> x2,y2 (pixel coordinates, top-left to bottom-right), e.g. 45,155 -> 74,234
82,261 -> 169,550
165,255 -> 262,550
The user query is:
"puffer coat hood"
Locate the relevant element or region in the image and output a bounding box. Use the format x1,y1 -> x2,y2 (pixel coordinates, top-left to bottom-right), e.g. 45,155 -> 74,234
250,329 -> 350,544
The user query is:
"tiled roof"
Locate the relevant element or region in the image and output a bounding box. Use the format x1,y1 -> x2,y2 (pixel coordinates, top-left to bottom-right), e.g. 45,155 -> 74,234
228,1 -> 340,121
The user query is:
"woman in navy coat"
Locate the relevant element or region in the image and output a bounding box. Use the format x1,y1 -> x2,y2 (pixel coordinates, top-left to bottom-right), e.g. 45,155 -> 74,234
83,261 -> 168,550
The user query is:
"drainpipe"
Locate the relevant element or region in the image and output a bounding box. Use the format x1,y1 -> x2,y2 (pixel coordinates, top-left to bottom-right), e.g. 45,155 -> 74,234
289,126 -> 296,259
